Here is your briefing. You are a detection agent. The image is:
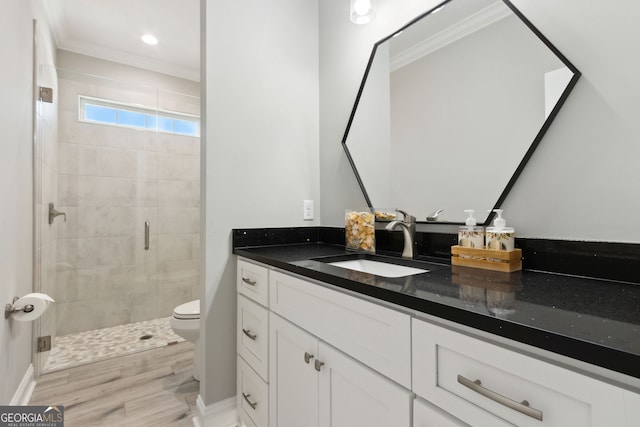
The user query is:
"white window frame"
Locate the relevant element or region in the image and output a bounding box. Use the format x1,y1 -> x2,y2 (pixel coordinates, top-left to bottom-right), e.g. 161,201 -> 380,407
78,95 -> 200,137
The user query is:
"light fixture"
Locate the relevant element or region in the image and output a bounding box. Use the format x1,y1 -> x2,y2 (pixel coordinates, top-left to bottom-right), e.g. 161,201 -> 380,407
141,34 -> 158,45
350,0 -> 376,24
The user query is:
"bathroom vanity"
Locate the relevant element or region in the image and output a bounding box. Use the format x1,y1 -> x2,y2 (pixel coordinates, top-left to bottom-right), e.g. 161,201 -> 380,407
233,235 -> 640,427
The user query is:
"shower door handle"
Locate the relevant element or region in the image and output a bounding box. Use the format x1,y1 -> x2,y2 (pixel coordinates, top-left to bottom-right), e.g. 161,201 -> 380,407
144,221 -> 150,250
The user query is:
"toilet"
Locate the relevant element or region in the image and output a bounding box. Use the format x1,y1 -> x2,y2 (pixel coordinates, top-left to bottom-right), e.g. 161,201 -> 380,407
170,299 -> 201,381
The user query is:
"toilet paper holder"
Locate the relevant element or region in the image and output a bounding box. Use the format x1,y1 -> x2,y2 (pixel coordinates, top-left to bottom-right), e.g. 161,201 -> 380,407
4,297 -> 35,319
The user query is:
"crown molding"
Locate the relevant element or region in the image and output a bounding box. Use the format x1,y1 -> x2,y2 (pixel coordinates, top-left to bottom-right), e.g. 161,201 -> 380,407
391,1 -> 511,71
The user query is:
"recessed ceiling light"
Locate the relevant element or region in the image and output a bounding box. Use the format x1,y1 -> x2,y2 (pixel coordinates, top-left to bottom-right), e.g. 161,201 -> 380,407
141,34 -> 158,45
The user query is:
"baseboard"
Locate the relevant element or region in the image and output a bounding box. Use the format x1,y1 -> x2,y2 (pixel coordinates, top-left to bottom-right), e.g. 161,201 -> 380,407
10,364 -> 36,405
193,395 -> 237,427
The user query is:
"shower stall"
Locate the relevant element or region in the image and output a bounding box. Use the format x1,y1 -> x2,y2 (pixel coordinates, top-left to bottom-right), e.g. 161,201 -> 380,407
34,63 -> 200,373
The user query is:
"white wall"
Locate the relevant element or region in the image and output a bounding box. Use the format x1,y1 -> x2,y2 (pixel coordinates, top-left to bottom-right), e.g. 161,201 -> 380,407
0,1 -> 36,404
319,0 -> 640,243
202,0 -> 319,405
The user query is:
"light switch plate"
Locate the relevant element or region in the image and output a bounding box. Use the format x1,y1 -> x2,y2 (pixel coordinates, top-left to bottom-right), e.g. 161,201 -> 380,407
303,200 -> 314,220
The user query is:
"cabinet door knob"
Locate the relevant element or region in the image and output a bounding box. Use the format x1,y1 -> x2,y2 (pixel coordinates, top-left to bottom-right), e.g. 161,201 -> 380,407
457,374 -> 543,421
242,277 -> 257,286
242,392 -> 258,410
242,328 -> 257,340
304,352 -> 314,364
314,359 -> 325,372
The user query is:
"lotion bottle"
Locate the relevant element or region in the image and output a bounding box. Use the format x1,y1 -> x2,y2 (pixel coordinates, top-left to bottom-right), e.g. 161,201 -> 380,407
485,209 -> 515,251
458,210 -> 484,248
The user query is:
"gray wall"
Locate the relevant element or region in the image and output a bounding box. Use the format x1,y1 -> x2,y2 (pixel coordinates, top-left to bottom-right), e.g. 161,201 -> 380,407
202,0 -> 320,405
319,0 -> 640,243
0,0 -> 36,404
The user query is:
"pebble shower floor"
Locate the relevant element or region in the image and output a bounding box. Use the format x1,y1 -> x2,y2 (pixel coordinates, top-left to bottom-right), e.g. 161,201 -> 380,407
43,317 -> 184,372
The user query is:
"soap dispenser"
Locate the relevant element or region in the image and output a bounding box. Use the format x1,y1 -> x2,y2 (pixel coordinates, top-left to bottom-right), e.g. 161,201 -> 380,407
458,210 -> 484,248
485,209 -> 515,251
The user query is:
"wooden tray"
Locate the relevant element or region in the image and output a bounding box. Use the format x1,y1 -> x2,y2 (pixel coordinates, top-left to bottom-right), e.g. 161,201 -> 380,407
451,245 -> 522,273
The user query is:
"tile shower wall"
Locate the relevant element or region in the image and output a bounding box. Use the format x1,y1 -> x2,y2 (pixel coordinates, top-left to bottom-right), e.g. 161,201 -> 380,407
55,73 -> 200,336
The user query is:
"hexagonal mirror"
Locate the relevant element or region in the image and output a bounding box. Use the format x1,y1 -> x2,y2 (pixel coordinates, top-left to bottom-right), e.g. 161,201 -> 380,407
342,0 -> 580,224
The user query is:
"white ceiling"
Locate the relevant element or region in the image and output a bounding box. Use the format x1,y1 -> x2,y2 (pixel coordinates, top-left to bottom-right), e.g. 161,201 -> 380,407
43,0 -> 200,82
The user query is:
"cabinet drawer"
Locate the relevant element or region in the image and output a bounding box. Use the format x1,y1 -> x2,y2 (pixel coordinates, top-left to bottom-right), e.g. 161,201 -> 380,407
270,270 -> 411,388
238,356 -> 269,427
238,258 -> 269,307
413,397 -> 469,427
238,295 -> 269,381
412,318 -> 632,427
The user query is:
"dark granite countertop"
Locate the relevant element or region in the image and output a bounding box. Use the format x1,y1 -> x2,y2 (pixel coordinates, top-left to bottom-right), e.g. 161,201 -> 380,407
233,242 -> 640,382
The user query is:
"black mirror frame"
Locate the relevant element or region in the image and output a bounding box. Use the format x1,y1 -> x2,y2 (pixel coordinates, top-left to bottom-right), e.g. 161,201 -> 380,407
341,0 -> 581,225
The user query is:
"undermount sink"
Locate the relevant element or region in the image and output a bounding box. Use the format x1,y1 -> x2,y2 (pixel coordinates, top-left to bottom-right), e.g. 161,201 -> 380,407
328,259 -> 428,278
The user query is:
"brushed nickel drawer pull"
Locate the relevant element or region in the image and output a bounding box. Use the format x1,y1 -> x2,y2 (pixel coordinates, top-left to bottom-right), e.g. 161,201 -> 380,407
315,359 -> 325,372
457,375 -> 543,421
304,352 -> 314,364
242,277 -> 257,286
242,328 -> 257,340
242,392 -> 257,410
144,221 -> 150,251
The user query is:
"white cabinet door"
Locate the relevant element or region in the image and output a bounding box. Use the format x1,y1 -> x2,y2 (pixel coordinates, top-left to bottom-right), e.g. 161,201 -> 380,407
414,397 -> 469,427
269,312 -> 319,427
622,390 -> 640,426
318,342 -> 412,427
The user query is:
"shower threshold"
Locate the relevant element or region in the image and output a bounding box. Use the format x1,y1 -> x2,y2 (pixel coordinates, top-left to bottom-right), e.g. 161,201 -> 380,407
42,316 -> 184,373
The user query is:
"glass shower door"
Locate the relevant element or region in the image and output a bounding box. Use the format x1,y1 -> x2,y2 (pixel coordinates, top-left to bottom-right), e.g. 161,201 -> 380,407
33,60 -> 59,375
38,69 -> 162,372
35,66 -> 201,374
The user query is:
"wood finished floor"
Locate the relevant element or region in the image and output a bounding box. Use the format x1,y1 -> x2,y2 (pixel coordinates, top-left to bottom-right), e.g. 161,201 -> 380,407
30,342 -> 199,426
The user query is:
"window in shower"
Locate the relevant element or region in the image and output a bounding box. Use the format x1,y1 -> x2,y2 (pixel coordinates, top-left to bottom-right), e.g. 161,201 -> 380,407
79,95 -> 200,136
